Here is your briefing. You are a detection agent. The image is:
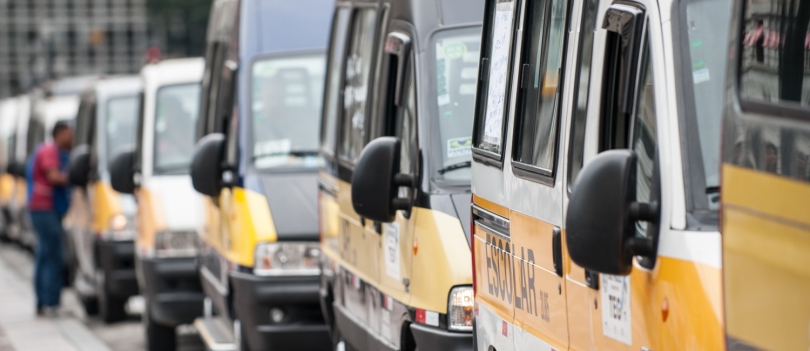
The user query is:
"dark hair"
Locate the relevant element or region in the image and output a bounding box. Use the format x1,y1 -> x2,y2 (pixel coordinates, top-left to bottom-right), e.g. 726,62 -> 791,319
52,121 -> 72,139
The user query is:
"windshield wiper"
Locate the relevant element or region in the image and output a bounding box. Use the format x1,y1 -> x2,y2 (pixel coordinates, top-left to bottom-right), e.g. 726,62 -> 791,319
253,150 -> 319,160
438,161 -> 471,175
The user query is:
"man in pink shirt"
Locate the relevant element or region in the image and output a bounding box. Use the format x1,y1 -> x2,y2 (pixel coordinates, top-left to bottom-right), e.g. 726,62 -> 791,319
28,121 -> 73,317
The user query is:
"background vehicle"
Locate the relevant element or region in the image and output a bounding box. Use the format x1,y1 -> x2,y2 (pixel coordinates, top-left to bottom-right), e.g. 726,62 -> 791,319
65,76 -> 142,323
109,58 -> 205,351
722,1 -> 810,349
317,0 -> 483,350
0,97 -> 20,241
6,94 -> 33,246
190,0 -> 333,350
470,0 -> 732,350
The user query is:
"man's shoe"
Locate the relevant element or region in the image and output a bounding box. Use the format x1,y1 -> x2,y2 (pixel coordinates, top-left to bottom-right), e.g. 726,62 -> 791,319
41,307 -> 60,319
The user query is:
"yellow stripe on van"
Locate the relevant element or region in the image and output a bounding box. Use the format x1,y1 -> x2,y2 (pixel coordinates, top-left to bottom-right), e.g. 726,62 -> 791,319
91,181 -> 123,234
224,186 -> 278,267
134,187 -> 169,251
0,174 -> 15,204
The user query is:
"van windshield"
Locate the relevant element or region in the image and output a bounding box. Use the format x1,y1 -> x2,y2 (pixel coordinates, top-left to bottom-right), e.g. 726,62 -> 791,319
678,0 -> 733,211
251,53 -> 325,169
153,83 -> 200,175
105,95 -> 139,166
431,27 -> 482,182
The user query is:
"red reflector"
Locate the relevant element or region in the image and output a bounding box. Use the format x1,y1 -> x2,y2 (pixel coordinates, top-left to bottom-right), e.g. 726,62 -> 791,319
415,309 -> 426,324
502,321 -> 508,337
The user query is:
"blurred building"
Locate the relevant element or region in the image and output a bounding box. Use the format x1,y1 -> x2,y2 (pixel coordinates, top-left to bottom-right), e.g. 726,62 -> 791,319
0,0 -> 149,99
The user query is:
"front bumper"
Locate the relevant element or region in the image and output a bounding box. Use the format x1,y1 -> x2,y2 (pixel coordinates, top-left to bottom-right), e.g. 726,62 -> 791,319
96,239 -> 138,298
411,323 -> 473,351
231,271 -> 330,351
138,256 -> 204,327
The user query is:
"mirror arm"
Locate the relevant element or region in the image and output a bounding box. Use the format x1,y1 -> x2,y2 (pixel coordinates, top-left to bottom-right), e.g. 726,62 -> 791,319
630,201 -> 658,222
393,173 -> 415,188
626,237 -> 654,257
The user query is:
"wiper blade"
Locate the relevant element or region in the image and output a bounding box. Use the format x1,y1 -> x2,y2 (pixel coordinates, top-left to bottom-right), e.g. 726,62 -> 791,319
438,161 -> 471,175
253,150 -> 319,160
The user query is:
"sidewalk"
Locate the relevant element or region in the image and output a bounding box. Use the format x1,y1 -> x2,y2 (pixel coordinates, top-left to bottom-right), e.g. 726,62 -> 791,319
0,245 -> 112,351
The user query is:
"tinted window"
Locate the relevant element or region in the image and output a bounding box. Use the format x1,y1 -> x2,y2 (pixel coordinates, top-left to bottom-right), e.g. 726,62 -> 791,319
433,28 -> 481,181
251,53 -> 326,169
322,9 -> 350,157
339,9 -> 377,163
105,96 -> 139,165
568,0 -> 599,188
633,45 -> 657,236
513,0 -> 567,173
154,84 -> 201,174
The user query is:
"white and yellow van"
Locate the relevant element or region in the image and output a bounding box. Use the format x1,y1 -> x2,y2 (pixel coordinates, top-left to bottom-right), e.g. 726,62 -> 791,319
470,0 -> 734,350
108,58 -> 205,351
0,97 -> 20,240
65,76 -> 142,323
317,0 -> 484,350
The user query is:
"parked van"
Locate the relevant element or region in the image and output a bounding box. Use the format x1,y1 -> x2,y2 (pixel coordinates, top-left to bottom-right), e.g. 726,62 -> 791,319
317,0 -> 483,350
470,0 -> 733,350
65,76 -> 142,323
190,0 -> 332,349
0,98 -> 19,240
6,94 -> 33,245
108,59 -> 205,351
722,1 -> 810,350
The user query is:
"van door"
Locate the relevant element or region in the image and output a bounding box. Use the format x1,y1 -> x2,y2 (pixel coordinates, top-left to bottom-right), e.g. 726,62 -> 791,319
723,1 -> 810,349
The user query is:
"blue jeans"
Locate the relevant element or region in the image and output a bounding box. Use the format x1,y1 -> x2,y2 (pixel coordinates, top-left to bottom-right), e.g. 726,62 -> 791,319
31,211 -> 63,308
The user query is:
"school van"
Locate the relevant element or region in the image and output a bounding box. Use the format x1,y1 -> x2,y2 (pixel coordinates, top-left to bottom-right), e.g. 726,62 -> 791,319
0,98 -> 20,240
468,0 -> 743,349
107,58 -> 205,350
189,0 -> 332,350
65,76 -> 142,323
317,0 -> 483,350
722,1 -> 810,350
5,94 -> 32,245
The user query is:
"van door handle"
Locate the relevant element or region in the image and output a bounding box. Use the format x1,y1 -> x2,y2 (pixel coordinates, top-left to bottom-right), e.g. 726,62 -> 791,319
552,227 -> 563,277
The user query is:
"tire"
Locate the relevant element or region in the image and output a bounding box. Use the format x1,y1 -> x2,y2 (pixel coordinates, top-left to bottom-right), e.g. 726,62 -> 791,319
144,301 -> 176,351
81,297 -> 99,316
96,270 -> 127,323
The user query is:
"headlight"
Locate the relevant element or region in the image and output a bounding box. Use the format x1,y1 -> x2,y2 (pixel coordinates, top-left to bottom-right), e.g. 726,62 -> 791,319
448,286 -> 474,331
101,214 -> 136,241
254,242 -> 321,276
155,231 -> 198,257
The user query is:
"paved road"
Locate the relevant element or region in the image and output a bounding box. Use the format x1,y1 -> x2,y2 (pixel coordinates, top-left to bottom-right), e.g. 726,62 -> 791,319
0,243 -> 203,351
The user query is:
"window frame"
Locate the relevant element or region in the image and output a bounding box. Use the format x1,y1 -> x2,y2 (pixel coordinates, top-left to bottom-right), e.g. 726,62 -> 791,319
320,7 -> 352,160
509,0 -> 573,185
471,0 -> 522,169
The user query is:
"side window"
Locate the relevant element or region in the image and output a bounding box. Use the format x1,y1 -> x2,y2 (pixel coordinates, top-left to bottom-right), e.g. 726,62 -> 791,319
568,0 -> 599,188
321,8 -> 351,157
399,68 -> 417,175
473,0 -> 518,159
633,44 -> 657,237
339,9 -> 377,163
512,0 -> 568,175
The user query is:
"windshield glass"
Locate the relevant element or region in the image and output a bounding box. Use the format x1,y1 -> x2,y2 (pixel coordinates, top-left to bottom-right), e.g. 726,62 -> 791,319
105,96 -> 139,166
432,27 -> 482,182
680,0 -> 733,210
153,83 -> 200,174
251,53 -> 325,169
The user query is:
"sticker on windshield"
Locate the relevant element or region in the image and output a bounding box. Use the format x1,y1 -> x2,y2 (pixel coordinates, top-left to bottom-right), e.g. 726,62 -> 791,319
601,275 -> 632,345
692,59 -> 710,84
384,223 -> 401,280
447,137 -> 473,158
483,2 -> 515,148
443,42 -> 467,60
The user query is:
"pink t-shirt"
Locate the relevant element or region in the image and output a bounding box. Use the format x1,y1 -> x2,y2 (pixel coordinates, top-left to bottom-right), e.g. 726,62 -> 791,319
28,142 -> 61,211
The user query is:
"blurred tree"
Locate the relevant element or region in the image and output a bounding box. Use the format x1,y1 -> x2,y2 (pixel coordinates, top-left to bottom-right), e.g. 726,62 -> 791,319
147,0 -> 214,58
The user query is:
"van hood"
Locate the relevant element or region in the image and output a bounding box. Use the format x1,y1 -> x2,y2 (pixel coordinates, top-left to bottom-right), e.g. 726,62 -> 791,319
144,175 -> 203,231
256,172 -> 318,241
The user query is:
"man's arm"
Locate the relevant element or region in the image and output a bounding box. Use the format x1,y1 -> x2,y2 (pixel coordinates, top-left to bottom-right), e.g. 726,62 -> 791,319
40,147 -> 69,186
46,168 -> 69,186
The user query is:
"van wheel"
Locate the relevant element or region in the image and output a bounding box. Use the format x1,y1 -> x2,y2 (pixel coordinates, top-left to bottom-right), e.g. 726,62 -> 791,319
96,270 -> 127,323
144,301 -> 176,351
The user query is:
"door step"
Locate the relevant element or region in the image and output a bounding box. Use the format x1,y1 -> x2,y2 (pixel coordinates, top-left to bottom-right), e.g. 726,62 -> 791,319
193,316 -> 236,351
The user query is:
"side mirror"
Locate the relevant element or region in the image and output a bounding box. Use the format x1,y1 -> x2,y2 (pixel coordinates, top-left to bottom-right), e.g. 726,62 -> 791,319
191,133 -> 225,197
351,137 -> 414,223
68,145 -> 92,187
110,148 -> 137,194
565,150 -> 658,275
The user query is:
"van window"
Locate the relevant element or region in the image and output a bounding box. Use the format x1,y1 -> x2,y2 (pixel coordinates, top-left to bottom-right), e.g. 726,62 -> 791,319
322,8 -> 350,157
251,53 -> 325,169
513,0 -> 567,174
473,0 -> 518,157
154,83 -> 201,174
568,0 -> 599,188
105,96 -> 139,165
340,9 -> 377,163
433,28 -> 481,181
633,44 -> 657,236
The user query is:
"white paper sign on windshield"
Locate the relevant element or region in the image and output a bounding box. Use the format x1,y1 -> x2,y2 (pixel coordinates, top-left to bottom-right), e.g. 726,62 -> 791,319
482,1 -> 515,148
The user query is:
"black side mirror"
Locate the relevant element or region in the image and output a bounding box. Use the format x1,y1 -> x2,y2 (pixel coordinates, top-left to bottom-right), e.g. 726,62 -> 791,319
191,133 -> 225,197
351,137 -> 414,223
110,148 -> 137,194
68,144 -> 92,187
565,150 -> 658,275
